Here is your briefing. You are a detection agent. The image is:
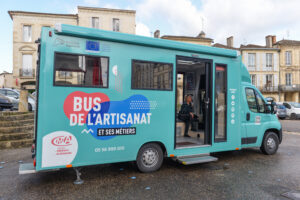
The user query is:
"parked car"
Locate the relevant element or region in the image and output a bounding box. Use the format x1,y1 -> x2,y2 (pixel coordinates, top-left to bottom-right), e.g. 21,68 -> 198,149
276,104 -> 287,120
0,94 -> 13,111
280,102 -> 300,119
0,88 -> 36,111
31,91 -> 36,98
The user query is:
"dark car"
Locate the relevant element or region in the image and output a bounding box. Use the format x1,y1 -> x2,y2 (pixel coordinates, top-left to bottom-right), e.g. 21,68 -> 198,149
0,94 -> 13,111
276,104 -> 287,120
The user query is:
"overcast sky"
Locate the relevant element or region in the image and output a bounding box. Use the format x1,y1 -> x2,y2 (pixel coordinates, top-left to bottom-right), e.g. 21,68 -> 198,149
1,0 -> 300,72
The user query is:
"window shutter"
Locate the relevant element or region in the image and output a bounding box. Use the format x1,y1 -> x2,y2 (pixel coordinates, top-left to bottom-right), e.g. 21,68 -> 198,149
262,53 -> 266,71
263,75 -> 266,86
274,53 -> 278,71
274,74 -> 278,88
243,52 -> 248,68
256,53 -> 260,71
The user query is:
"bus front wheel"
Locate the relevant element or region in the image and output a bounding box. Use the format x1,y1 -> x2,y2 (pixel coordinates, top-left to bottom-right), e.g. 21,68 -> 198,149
260,132 -> 279,155
136,143 -> 163,173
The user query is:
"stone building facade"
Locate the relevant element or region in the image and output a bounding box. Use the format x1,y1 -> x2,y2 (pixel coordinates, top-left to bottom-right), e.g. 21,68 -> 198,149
273,40 -> 300,102
161,31 -> 213,46
8,6 -> 136,91
240,36 -> 280,101
0,72 -> 14,88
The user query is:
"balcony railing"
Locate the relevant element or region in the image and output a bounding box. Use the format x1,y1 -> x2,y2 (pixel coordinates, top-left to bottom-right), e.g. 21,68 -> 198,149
259,85 -> 279,92
279,84 -> 300,92
19,68 -> 35,78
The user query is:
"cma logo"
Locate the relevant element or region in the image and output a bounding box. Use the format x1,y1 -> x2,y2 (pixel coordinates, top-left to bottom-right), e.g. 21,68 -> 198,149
51,136 -> 72,146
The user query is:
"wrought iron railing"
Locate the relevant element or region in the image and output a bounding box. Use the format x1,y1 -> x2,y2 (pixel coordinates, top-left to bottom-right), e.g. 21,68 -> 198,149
19,68 -> 35,77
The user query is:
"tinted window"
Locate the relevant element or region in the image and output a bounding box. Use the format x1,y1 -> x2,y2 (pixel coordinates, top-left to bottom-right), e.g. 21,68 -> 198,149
6,90 -> 18,98
54,53 -> 108,87
246,88 -> 258,112
132,60 -> 173,90
278,105 -> 285,109
283,103 -> 291,109
215,64 -> 227,141
246,88 -> 266,113
0,90 -> 5,95
290,102 -> 300,108
255,92 -> 265,113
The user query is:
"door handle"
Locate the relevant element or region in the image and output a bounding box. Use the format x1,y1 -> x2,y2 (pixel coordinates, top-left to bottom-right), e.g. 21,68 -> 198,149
246,113 -> 250,121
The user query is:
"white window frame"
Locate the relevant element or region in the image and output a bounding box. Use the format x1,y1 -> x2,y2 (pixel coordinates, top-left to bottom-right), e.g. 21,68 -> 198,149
250,74 -> 256,86
248,53 -> 256,69
23,25 -> 32,42
22,54 -> 33,77
285,51 -> 292,66
265,74 -> 273,87
266,53 -> 273,68
91,17 -> 99,29
112,18 -> 120,32
286,73 -> 292,85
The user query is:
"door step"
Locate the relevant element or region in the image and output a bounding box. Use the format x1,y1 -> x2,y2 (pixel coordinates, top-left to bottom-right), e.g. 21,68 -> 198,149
19,163 -> 36,174
177,155 -> 218,165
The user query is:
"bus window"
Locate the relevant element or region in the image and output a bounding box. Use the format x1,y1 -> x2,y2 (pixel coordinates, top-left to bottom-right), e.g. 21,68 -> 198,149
246,88 -> 266,113
131,60 -> 173,90
215,64 -> 227,141
245,88 -> 258,112
255,92 -> 265,113
54,53 -> 108,88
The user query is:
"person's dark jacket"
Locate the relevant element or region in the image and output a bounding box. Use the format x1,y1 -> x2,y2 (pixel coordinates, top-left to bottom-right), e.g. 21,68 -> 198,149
178,103 -> 193,121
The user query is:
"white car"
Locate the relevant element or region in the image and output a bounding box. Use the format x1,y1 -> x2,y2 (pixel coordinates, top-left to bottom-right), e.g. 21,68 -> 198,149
0,88 -> 36,111
280,102 -> 300,119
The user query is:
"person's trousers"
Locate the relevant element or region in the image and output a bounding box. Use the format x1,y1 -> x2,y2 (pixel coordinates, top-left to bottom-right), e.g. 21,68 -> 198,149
184,119 -> 191,136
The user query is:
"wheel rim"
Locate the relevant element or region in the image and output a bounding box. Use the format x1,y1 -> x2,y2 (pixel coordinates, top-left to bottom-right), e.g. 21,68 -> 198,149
142,148 -> 159,168
267,137 -> 276,150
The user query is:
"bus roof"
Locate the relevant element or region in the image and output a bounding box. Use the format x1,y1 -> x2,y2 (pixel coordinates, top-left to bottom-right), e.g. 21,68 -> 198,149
53,24 -> 238,58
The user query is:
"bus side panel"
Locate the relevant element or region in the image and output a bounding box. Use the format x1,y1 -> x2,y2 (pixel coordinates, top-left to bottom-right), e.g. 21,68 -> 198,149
35,31 -> 176,171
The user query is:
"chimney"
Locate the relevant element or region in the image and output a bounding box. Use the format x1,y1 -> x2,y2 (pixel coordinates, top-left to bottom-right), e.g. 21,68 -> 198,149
226,36 -> 234,48
272,35 -> 276,45
197,31 -> 206,38
266,35 -> 273,48
154,30 -> 160,38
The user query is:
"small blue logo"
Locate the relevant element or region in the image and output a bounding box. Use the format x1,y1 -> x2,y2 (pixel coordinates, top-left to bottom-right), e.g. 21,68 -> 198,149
86,41 -> 100,52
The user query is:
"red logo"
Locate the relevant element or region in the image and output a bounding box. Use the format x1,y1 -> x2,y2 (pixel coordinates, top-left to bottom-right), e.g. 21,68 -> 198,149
51,136 -> 72,146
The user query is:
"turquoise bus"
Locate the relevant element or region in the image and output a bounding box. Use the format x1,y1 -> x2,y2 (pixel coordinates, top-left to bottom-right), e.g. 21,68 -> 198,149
20,24 -> 282,179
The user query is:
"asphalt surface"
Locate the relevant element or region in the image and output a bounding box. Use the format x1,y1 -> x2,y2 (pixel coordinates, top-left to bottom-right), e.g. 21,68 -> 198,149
1,132 -> 300,200
280,119 -> 300,133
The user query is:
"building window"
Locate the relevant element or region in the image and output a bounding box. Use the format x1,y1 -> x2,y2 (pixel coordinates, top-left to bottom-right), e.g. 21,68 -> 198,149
54,53 -> 108,87
22,54 -> 33,77
248,53 -> 256,68
286,73 -> 292,86
113,18 -> 120,32
23,25 -> 32,42
91,17 -> 99,29
266,53 -> 273,68
250,74 -> 256,86
132,60 -> 173,90
265,74 -> 273,86
285,51 -> 292,66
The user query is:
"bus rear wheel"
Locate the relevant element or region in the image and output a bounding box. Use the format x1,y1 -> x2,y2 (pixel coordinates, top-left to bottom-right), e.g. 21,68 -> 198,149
136,143 -> 163,173
260,132 -> 279,155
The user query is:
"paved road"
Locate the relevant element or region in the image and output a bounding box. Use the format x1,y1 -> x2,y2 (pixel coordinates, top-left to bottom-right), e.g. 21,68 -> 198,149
1,132 -> 300,200
280,119 -> 300,132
